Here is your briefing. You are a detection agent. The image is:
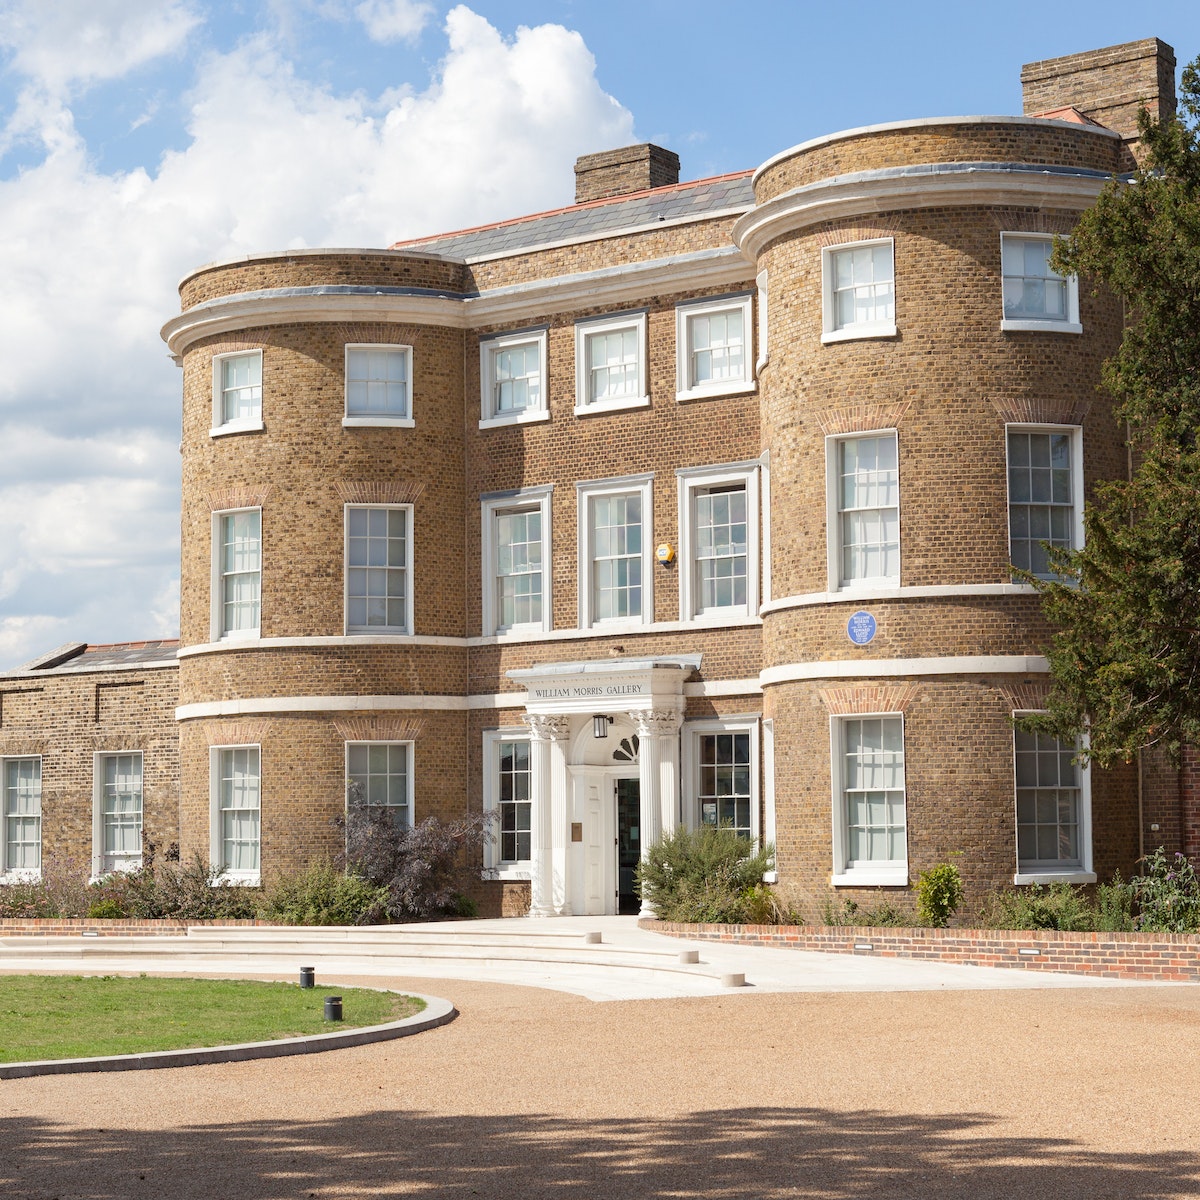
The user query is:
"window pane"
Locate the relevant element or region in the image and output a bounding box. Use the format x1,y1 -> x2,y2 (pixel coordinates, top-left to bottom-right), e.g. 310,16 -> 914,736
101,753 -> 143,871
346,348 -> 409,417
218,748 -> 260,873
1008,430 -> 1074,579
498,739 -> 532,861
346,506 -> 409,631
347,742 -> 409,829
220,511 -> 261,634
496,507 -> 543,628
1014,730 -> 1082,869
839,435 -> 899,583
221,353 -> 262,423
842,718 -> 905,867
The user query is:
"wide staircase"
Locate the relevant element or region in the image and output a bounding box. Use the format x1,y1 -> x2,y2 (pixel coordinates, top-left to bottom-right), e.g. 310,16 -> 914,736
0,917 -> 747,1001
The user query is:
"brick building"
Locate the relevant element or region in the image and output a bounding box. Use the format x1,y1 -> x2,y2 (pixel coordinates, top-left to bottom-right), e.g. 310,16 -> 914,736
1,37 -> 1188,918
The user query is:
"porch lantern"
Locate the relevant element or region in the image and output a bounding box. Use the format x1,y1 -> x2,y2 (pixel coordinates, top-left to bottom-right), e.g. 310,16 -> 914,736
592,714 -> 611,739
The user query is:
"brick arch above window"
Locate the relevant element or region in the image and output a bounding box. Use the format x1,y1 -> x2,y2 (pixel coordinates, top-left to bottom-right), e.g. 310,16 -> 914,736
986,210 -> 1078,236
989,396 -> 1092,427
207,486 -> 272,512
818,684 -> 920,715
332,717 -> 425,743
334,480 -> 425,506
201,720 -> 268,747
997,683 -> 1052,713
814,398 -> 913,436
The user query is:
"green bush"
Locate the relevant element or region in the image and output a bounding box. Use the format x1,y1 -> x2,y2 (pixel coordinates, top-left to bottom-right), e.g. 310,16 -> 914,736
85,897 -> 128,920
636,825 -> 774,923
257,860 -> 383,925
821,896 -> 915,927
1131,848 -> 1200,932
916,862 -> 964,927
981,881 -> 1097,931
1096,873 -> 1137,931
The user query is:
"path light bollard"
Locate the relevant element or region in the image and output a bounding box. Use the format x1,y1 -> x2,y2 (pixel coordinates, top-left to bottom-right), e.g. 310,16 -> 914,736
299,967 -> 315,988
324,996 -> 343,1021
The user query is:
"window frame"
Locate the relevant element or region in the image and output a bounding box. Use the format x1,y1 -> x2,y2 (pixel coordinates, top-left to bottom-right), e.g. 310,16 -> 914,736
683,718 -> 761,844
675,293 -> 755,403
1,755 -> 42,882
830,712 -> 908,887
92,751 -> 143,879
1011,715 -> 1095,885
677,462 -> 760,622
345,741 -> 413,831
576,474 -> 654,629
209,744 -> 261,885
574,311 -> 649,416
826,429 -> 901,592
211,507 -> 262,642
481,486 -> 553,636
343,343 -> 414,428
479,328 -> 550,428
821,238 -> 897,344
210,349 -> 264,437
482,728 -> 533,878
344,503 -> 414,636
1005,424 -> 1084,580
999,232 -> 1082,334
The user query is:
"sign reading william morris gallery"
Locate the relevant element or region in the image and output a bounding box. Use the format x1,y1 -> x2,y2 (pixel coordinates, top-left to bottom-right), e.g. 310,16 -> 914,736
529,679 -> 650,702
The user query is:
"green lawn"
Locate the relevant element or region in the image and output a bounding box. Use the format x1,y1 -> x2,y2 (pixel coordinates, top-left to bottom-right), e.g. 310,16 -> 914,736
0,975 -> 423,1062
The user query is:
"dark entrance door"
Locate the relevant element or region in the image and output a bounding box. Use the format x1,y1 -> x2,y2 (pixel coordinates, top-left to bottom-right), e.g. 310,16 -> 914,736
615,777 -> 641,914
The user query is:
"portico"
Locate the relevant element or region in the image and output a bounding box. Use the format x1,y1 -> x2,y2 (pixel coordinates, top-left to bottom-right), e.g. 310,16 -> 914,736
507,656 -> 696,917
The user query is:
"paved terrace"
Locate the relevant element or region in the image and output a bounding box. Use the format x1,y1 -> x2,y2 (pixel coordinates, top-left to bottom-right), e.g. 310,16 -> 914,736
0,915 -> 1150,1000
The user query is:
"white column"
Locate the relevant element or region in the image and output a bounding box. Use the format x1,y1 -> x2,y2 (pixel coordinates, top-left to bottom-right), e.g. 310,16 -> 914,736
523,714 -> 569,918
631,708 -> 683,919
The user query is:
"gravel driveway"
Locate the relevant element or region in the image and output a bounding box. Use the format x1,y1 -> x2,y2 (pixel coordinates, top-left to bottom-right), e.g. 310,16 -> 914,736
3,974 -> 1199,1198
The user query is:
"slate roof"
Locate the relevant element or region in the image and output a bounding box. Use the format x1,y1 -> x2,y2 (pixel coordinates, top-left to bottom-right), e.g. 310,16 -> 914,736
7,640 -> 180,676
391,171 -> 756,261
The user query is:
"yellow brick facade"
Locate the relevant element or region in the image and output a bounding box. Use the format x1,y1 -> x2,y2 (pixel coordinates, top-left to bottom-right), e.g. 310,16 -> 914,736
5,38 -> 1186,919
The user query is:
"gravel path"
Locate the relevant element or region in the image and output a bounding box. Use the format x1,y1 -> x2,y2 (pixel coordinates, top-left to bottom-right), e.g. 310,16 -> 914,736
3,974 -> 1199,1198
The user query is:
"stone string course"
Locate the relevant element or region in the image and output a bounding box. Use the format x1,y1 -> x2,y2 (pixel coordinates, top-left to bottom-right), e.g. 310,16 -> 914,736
643,919 -> 1200,983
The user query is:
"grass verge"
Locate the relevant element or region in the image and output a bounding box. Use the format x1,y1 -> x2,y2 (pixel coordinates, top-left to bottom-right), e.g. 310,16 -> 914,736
0,975 -> 424,1062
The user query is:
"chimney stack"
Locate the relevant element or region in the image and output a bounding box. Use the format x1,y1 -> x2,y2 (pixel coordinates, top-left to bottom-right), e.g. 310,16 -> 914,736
574,143 -> 681,205
1021,37 -> 1176,158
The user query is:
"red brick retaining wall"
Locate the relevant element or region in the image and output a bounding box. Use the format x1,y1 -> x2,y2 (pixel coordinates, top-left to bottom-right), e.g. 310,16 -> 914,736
0,918 -> 264,937
642,920 -> 1200,983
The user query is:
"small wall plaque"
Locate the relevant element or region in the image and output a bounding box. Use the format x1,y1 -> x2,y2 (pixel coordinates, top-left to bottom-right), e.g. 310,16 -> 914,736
846,610 -> 877,645
570,822 -> 583,843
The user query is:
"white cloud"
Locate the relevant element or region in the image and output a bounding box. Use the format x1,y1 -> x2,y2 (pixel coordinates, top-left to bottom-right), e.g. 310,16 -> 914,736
355,0 -> 433,43
0,0 -> 201,95
0,6 -> 636,669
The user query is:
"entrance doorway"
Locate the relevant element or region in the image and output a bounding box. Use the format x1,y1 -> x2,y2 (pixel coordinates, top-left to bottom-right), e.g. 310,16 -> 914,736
615,776 -> 641,914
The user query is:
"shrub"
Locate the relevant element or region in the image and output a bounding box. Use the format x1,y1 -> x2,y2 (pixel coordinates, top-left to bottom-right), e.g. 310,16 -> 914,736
257,860 -> 383,926
821,896 -> 915,927
344,810 -> 491,921
1131,848 -> 1200,932
980,881 -> 1096,931
635,825 -> 774,923
1096,873 -> 1137,932
916,862 -> 964,928
85,897 -> 128,920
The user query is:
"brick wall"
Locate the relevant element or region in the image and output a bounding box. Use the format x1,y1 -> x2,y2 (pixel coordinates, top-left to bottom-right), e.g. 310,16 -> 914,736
0,665 -> 179,872
646,919 -> 1200,983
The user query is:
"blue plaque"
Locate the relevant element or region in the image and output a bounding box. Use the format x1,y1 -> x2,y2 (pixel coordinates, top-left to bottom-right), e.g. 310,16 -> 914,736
847,610 -> 877,645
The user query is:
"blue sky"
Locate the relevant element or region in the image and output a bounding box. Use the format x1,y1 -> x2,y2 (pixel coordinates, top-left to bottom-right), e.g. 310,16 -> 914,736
0,0 -> 1197,669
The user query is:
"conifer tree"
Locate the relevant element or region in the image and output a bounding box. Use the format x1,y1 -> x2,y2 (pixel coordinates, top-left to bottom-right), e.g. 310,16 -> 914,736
1030,57 -> 1200,766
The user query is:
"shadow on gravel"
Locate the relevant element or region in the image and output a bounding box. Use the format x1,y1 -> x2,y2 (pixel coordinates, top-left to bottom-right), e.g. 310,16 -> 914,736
3,1106 -> 1197,1198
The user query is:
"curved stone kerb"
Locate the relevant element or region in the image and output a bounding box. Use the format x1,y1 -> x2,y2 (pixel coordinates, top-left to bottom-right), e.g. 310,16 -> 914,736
0,992 -> 456,1079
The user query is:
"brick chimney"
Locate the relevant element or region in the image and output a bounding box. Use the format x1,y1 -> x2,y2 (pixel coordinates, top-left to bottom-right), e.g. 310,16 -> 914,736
574,143 -> 681,204
1021,37 -> 1176,155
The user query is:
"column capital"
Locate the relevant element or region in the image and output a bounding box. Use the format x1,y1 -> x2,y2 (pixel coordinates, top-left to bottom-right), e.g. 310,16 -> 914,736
630,708 -> 682,737
523,713 -> 571,742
